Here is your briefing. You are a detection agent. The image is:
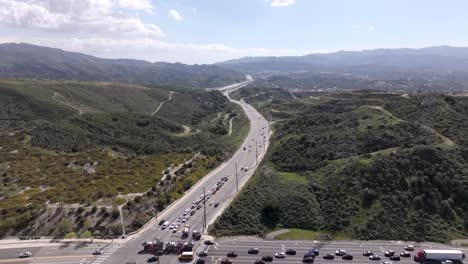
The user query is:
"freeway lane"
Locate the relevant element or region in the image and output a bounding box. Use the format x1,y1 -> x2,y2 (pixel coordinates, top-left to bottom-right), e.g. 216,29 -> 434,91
201,239 -> 466,264
101,80 -> 270,264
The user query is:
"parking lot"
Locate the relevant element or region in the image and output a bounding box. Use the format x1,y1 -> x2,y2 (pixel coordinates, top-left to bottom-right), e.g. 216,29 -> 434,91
194,238 -> 465,264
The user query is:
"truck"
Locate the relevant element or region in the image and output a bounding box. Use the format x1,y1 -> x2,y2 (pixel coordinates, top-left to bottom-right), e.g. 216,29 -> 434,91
414,249 -> 465,262
182,226 -> 190,238
179,252 -> 194,261
192,230 -> 201,240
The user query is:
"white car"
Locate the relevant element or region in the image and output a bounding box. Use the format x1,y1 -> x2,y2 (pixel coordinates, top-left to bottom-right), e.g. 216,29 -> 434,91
209,200 -> 215,206
169,224 -> 175,230
18,252 -> 32,258
275,252 -> 286,258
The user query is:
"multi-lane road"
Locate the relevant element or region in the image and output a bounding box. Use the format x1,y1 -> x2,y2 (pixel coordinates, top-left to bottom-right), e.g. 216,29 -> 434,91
96,81 -> 269,263
199,238 -> 465,264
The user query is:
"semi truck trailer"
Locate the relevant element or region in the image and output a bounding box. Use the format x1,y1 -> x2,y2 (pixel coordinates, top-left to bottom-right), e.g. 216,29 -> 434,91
414,249 -> 465,262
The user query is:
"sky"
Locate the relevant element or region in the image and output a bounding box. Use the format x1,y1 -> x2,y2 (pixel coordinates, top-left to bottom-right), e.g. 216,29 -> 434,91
1,0 -> 468,64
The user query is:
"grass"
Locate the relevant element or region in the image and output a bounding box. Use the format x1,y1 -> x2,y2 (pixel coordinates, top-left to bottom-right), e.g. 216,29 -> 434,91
278,172 -> 308,185
355,106 -> 401,132
275,229 -> 318,240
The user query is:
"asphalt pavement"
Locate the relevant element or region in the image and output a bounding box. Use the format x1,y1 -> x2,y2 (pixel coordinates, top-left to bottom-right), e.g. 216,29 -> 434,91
198,239 -> 466,264
98,81 -> 270,264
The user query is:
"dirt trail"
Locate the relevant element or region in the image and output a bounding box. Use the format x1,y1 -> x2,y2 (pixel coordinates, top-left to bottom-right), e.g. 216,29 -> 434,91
151,91 -> 174,116
367,106 -> 455,147
51,91 -> 84,115
228,117 -> 235,136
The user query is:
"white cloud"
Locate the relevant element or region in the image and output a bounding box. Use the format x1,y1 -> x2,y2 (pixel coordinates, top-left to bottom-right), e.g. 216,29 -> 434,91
116,0 -> 153,13
268,0 -> 296,7
168,9 -> 183,21
350,24 -> 376,32
0,0 -> 163,37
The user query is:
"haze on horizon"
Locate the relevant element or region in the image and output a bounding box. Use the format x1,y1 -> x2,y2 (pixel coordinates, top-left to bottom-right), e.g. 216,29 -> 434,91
1,0 -> 467,64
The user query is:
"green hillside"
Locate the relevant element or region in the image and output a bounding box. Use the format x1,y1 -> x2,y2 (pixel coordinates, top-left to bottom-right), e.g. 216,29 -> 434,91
212,91 -> 468,242
0,79 -> 248,238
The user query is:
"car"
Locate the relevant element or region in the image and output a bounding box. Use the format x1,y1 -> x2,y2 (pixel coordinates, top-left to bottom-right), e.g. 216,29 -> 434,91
342,254 -> 354,260
400,252 -> 411,257
262,256 -> 273,262
126,262 -> 136,264
147,256 -> 159,263
196,259 -> 206,264
255,260 -> 265,264
190,210 -> 196,216
221,258 -> 232,264
93,249 -> 103,255
204,240 -> 214,245
182,218 -> 188,223
384,250 -> 395,257
244,167 -> 249,171
380,262 -> 393,264
442,261 -> 453,264
286,249 -> 296,255
404,245 -> 414,251
390,255 -> 401,261
18,252 -> 32,258
363,251 -> 374,256
158,219 -> 166,225
248,248 -> 260,254
243,147 -> 246,150
209,200 -> 215,206
313,249 -> 319,256
214,202 -> 220,207
303,256 -> 315,263
323,253 -> 335,260
227,252 -> 238,258
335,249 -> 346,256
275,252 -> 286,258
369,255 -> 382,260
199,251 -> 208,257
240,168 -> 244,171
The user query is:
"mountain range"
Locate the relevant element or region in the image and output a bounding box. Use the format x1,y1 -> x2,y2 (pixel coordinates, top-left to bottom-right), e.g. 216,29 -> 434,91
0,43 -> 245,88
217,46 -> 468,80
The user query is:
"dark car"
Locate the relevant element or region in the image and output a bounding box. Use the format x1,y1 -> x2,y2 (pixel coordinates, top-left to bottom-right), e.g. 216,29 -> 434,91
323,253 -> 335,260
147,256 -> 158,263
221,259 -> 232,264
214,202 -> 220,207
158,219 -> 166,226
196,259 -> 206,264
204,240 -> 214,245
363,251 -> 374,257
255,260 -> 265,264
286,249 -> 296,255
303,256 -> 315,263
248,248 -> 260,254
342,254 -> 354,260
227,252 -> 238,258
384,250 -> 395,257
262,256 -> 273,262
199,251 -> 208,257
155,250 -> 164,256
400,252 -> 411,257
390,255 -> 401,261
313,249 -> 320,256
369,255 -> 381,261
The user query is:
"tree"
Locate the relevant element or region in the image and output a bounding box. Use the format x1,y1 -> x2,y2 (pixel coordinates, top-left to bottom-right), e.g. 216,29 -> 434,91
80,230 -> 93,240
260,202 -> 281,228
57,219 -> 73,236
65,231 -> 77,239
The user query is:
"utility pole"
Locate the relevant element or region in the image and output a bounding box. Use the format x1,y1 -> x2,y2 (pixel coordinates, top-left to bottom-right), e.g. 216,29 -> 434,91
235,161 -> 239,192
255,142 -> 258,165
203,187 -> 207,232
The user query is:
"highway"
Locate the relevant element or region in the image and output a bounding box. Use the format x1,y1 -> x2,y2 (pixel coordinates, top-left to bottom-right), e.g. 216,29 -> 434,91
199,238 -> 466,264
96,80 -> 270,264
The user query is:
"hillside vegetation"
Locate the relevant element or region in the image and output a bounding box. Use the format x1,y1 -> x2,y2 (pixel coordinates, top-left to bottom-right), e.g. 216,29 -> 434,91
0,79 -> 249,238
0,43 -> 245,88
212,90 -> 468,242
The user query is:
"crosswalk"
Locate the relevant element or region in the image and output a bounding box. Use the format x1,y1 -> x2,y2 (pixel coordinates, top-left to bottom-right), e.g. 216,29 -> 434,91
90,244 -> 120,264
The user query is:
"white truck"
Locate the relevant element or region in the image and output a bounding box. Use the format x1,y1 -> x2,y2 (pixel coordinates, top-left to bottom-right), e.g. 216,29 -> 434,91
414,249 -> 465,262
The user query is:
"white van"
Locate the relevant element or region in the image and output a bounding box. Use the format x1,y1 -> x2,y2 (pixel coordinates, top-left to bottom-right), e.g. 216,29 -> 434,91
161,221 -> 170,229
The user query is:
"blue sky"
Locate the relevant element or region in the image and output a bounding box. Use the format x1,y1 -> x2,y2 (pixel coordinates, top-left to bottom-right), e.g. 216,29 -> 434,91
1,0 -> 468,63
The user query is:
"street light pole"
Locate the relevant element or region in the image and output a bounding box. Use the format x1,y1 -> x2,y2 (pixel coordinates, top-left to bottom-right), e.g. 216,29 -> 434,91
203,187 -> 207,232
235,161 -> 239,192
255,142 -> 258,165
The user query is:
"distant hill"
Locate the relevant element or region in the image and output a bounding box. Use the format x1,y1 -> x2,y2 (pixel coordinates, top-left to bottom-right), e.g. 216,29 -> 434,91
217,46 -> 468,80
0,43 -> 245,88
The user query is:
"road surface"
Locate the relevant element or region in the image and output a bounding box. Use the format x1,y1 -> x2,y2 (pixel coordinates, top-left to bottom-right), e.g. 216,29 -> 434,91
96,80 -> 269,264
